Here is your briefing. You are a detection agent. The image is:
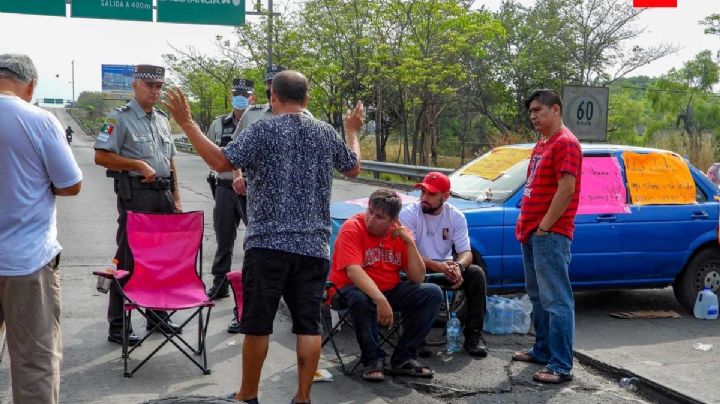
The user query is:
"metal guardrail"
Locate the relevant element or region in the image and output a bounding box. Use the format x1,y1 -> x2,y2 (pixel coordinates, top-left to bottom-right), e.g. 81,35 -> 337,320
174,141 -> 454,179
361,160 -> 454,179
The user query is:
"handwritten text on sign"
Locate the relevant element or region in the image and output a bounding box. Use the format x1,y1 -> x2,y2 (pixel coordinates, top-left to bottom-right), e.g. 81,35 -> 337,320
577,157 -> 629,214
623,152 -> 695,205
461,147 -> 531,180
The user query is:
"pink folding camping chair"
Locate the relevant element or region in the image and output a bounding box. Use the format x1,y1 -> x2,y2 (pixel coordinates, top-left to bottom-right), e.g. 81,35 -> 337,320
109,211 -> 214,377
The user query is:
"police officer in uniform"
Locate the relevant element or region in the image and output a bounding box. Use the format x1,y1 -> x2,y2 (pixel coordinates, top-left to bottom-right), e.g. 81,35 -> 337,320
94,64 -> 182,345
232,64 -> 286,136
206,78 -> 255,299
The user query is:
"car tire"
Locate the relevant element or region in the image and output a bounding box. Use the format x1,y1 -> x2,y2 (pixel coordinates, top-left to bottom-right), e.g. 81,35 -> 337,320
674,248 -> 720,313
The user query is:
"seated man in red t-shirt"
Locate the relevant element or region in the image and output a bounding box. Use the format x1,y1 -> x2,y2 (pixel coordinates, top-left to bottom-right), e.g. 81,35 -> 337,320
328,189 -> 443,382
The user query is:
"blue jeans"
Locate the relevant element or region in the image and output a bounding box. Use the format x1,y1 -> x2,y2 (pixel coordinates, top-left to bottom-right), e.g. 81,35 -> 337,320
335,282 -> 442,366
521,232 -> 574,375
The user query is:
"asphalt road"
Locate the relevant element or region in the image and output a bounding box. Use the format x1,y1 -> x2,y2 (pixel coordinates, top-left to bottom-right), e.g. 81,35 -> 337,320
1,107 -> 716,403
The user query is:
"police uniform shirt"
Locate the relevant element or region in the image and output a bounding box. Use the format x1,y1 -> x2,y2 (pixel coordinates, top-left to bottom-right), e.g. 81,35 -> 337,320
94,98 -> 176,178
231,104 -> 313,139
231,104 -> 272,138
206,112 -> 238,180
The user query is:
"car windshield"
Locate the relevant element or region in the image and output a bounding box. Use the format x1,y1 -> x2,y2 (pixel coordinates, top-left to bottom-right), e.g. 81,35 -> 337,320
449,147 -> 531,203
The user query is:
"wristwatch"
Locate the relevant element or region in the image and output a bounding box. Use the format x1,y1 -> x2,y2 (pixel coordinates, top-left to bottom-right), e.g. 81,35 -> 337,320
456,262 -> 466,272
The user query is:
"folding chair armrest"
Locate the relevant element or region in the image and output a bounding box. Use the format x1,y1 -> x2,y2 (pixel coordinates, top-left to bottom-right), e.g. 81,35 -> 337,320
92,270 -> 114,279
114,270 -> 131,280
424,272 -> 447,283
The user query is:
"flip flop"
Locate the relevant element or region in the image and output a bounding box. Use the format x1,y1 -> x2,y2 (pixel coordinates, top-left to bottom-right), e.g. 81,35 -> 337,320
361,359 -> 386,382
533,368 -> 573,384
388,359 -> 435,378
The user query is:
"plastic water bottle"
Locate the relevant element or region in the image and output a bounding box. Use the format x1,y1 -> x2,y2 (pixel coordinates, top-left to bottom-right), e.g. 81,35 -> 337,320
694,287 -> 719,320
500,300 -> 513,334
619,377 -> 639,392
484,296 -> 499,334
96,258 -> 118,294
446,312 -> 462,353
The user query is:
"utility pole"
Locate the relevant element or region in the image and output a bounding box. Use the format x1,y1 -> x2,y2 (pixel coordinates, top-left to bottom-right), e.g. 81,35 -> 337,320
71,60 -> 75,102
267,0 -> 273,67
247,1 -> 279,68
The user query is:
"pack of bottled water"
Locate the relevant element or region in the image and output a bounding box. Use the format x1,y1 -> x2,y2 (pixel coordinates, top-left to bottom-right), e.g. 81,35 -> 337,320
483,295 -> 533,334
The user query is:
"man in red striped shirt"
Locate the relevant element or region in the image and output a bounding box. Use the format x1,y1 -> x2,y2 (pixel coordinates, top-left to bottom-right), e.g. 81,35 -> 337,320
512,89 -> 582,384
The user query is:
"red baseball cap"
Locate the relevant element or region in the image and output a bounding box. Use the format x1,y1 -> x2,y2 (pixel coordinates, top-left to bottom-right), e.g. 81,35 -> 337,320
415,172 -> 450,193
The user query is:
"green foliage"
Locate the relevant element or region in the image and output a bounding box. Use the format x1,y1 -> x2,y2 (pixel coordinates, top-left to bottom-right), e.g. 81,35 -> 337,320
160,0 -> 719,168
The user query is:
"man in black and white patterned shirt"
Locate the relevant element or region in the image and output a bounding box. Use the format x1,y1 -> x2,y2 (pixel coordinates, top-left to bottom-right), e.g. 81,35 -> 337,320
163,70 -> 363,404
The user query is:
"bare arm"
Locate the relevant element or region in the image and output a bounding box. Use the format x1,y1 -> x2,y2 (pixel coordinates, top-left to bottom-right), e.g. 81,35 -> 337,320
51,182 -> 81,196
95,150 -> 157,182
538,173 -> 576,233
162,87 -> 235,172
393,225 -> 426,283
342,101 -> 363,178
347,265 -> 394,328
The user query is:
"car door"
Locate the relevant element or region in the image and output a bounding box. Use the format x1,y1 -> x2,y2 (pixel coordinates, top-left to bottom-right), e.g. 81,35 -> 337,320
613,153 -> 719,284
501,152 -> 625,289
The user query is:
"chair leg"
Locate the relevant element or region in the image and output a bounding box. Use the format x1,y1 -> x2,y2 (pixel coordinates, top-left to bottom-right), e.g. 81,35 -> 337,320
320,309 -> 349,375
123,309 -> 130,377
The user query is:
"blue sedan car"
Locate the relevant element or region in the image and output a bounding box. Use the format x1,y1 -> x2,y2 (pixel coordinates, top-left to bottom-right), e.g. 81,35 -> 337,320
330,144 -> 720,312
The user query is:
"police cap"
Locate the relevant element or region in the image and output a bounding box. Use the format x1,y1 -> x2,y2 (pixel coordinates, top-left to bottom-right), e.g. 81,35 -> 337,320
264,64 -> 286,82
135,64 -> 165,82
232,78 -> 254,95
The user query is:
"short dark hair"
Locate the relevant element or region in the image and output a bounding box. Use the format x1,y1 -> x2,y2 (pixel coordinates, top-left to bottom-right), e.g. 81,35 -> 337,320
271,70 -> 308,104
368,189 -> 402,219
524,89 -> 563,112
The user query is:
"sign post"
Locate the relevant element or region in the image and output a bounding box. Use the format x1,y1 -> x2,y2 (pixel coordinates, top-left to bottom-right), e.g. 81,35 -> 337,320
562,85 -> 609,142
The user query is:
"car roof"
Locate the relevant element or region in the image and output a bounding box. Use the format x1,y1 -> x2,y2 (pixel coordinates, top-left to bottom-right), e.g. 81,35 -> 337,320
499,143 -> 675,155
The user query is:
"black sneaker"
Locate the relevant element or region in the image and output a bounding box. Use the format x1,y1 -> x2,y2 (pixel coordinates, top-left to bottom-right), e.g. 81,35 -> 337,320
463,332 -> 488,358
207,279 -> 230,299
227,317 -> 241,334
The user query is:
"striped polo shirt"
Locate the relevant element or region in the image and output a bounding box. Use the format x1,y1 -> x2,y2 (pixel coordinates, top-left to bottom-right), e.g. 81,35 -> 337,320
515,127 -> 582,243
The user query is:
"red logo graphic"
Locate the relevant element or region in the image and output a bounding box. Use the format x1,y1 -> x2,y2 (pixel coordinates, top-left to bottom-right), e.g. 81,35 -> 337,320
633,0 -> 677,7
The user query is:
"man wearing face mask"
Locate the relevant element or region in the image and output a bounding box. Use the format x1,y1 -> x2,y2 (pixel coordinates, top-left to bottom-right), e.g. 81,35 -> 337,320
205,78 -> 255,300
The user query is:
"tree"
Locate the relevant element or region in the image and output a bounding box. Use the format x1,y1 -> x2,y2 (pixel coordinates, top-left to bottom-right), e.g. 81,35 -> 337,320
648,50 -> 720,164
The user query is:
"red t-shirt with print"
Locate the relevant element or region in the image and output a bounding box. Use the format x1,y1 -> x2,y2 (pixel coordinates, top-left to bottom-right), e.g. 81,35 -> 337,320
328,213 -> 408,300
515,127 -> 582,243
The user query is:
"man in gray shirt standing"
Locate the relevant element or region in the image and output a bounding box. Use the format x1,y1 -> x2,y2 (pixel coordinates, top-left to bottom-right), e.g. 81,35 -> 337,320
163,70 -> 363,404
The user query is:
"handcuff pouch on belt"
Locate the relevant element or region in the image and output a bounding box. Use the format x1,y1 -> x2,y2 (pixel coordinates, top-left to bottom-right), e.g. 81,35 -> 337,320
207,172 -> 217,198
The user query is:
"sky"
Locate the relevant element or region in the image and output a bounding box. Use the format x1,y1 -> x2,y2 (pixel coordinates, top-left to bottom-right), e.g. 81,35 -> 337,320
0,0 -> 717,102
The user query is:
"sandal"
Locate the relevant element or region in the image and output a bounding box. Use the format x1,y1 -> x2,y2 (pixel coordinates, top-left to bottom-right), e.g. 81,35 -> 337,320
533,368 -> 573,384
512,351 -> 545,364
388,359 -> 435,378
361,358 -> 386,382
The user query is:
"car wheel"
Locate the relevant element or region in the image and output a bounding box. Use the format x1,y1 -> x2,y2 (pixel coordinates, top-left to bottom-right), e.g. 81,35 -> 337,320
674,248 -> 720,313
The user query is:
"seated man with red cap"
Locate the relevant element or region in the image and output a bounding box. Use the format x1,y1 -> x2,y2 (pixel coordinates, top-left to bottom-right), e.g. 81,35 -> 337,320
400,172 -> 489,357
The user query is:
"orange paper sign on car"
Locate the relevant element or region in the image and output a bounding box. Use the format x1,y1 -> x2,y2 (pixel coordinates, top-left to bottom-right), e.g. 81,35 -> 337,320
623,151 -> 695,205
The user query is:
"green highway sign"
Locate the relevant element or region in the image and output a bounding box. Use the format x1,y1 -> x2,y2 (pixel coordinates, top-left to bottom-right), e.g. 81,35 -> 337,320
72,0 -> 152,22
157,0 -> 245,26
0,0 -> 65,17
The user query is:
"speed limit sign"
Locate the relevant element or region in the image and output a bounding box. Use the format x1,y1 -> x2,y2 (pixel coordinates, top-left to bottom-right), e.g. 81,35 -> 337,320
561,85 -> 609,142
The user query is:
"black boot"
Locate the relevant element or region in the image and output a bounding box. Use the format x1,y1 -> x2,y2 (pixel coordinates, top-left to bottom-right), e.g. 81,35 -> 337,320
207,276 -> 230,299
